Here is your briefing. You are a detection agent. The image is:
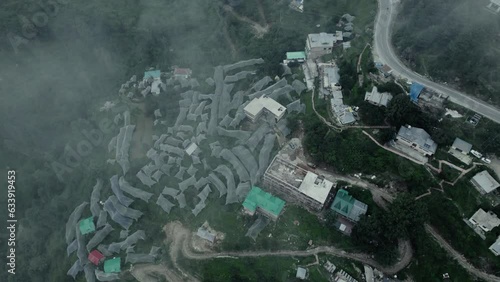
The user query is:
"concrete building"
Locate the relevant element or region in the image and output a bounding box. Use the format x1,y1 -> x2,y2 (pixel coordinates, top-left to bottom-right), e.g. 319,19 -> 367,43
284,51 -> 307,64
471,170 -> 500,194
451,138 -> 472,155
305,33 -> 337,59
263,157 -> 335,211
490,236 -> 500,256
364,86 -> 393,107
331,102 -> 356,125
244,96 -> 286,122
395,125 -> 437,157
487,0 -> 500,13
196,226 -> 216,243
144,70 -> 162,95
323,65 -> 340,90
242,186 -> 285,221
469,209 -> 500,232
330,189 -> 367,222
296,267 -> 307,280
173,68 -> 192,79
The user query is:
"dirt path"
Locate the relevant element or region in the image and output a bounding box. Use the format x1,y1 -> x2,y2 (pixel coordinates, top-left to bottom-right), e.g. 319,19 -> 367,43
362,130 -> 426,165
162,219 -> 412,276
425,224 -> 500,282
222,5 -> 270,38
131,264 -> 199,282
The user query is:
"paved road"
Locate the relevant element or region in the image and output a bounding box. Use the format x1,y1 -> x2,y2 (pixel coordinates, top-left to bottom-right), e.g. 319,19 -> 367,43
374,0 -> 500,124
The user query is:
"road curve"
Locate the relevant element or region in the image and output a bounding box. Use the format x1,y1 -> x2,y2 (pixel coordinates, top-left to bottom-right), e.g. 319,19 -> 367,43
373,0 -> 500,124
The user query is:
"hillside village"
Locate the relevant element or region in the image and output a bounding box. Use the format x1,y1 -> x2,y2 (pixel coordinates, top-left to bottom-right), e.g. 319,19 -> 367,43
61,7 -> 500,282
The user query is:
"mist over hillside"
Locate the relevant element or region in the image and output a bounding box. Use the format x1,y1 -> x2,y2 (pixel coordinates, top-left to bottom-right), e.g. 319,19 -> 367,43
393,0 -> 500,104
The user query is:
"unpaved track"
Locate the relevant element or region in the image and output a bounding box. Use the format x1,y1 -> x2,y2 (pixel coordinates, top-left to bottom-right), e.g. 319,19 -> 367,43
163,221 -> 412,276
425,224 -> 500,282
222,5 -> 270,37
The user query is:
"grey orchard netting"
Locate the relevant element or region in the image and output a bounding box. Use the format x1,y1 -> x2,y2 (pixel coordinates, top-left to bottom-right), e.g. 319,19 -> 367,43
194,177 -> 209,190
175,193 -> 187,209
174,166 -> 187,180
75,224 -> 89,265
97,245 -> 112,257
67,259 -> 83,280
90,179 -> 102,217
86,224 -> 114,252
224,70 -> 256,84
219,149 -> 250,182
110,175 -> 133,207
268,85 -> 294,102
207,173 -> 227,197
292,79 -> 307,95
248,78 -> 287,100
192,201 -> 206,216
103,197 -> 134,230
217,127 -> 251,141
162,186 -> 179,198
229,91 -> 244,111
187,164 -> 198,176
232,145 -> 258,184
115,125 -> 135,175
251,76 -> 272,92
246,123 -> 271,152
65,202 -> 88,244
84,263 -> 96,282
179,175 -> 196,192
67,239 -> 78,257
197,185 -> 212,202
245,214 -> 270,241
108,195 -> 142,221
96,210 -> 108,229
156,194 -> 176,214
119,229 -> 129,239
118,176 -> 154,203
222,58 -> 264,73
257,134 -> 276,177
136,170 -> 157,187
165,136 -> 183,147
214,165 -> 237,204
236,181 -> 252,202
108,136 -> 117,153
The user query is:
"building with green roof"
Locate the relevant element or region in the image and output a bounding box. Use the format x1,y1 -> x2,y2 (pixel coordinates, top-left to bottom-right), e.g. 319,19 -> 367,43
79,217 -> 95,235
143,70 -> 161,80
284,51 -> 306,64
104,257 -> 121,273
243,186 -> 285,220
330,189 -> 367,222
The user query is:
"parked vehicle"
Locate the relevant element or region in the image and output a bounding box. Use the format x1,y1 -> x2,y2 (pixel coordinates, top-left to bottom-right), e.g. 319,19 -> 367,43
470,150 -> 482,158
481,157 -> 491,164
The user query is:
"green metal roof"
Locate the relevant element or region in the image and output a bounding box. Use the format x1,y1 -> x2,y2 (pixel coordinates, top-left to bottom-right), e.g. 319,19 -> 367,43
79,217 -> 95,235
104,257 -> 121,273
286,51 -> 306,60
330,189 -> 354,217
144,70 -> 161,79
242,186 -> 285,217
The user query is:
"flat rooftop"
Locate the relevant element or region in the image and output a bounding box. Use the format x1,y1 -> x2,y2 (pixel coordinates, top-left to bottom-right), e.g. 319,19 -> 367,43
266,157 -> 334,205
298,171 -> 334,204
472,170 -> 500,193
244,96 -> 286,118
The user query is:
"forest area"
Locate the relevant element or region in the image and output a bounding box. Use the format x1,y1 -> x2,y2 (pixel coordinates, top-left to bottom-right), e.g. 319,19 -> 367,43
392,0 -> 500,105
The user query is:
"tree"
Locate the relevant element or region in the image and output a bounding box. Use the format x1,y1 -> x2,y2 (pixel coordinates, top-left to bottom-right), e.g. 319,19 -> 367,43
385,94 -> 420,127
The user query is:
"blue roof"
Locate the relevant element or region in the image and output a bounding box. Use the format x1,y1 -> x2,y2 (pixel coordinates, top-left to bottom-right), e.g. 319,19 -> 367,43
410,83 -> 424,102
144,70 -> 161,80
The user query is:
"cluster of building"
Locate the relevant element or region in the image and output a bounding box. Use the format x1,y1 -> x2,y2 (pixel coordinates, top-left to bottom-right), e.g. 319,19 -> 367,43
487,0 -> 500,13
241,139 -> 368,236
394,125 -> 438,157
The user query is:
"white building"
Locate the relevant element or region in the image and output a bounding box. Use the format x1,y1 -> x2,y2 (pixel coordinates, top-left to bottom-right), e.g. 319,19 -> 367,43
469,209 -> 500,232
487,0 -> 500,13
364,86 -> 393,107
490,236 -> 500,256
244,96 -> 286,122
471,170 -> 500,194
305,33 -> 337,59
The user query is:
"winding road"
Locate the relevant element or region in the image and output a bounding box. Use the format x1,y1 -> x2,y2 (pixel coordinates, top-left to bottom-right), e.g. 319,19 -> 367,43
374,0 -> 500,124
